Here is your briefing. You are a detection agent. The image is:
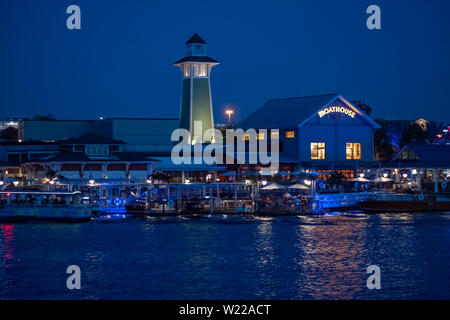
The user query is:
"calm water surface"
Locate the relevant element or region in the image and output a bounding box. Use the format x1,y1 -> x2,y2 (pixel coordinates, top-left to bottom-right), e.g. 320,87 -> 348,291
1,212 -> 450,299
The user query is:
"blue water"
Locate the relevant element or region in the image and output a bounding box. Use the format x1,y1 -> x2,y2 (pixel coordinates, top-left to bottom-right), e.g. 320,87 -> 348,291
1,213 -> 450,300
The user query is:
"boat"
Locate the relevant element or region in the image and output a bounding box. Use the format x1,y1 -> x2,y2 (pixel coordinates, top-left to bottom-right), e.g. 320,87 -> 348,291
124,198 -> 179,216
0,190 -> 94,222
148,200 -> 178,215
124,198 -> 148,216
358,193 -> 450,213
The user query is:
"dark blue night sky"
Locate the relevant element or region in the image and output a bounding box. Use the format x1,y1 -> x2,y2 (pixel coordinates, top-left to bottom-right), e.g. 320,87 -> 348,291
1,0 -> 449,123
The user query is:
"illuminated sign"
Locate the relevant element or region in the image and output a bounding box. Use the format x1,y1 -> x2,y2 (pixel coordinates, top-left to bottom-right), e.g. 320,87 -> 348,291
318,106 -> 356,118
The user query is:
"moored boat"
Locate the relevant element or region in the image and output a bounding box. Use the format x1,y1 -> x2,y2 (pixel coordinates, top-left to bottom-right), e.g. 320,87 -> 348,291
358,193 -> 450,213
0,190 -> 94,222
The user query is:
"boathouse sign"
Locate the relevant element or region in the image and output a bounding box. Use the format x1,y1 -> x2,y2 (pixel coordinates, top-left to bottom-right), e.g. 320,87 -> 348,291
318,106 -> 356,119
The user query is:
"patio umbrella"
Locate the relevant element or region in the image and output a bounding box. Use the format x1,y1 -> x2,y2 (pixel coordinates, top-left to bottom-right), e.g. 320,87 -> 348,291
4,177 -> 15,183
219,171 -> 238,177
373,177 -> 393,182
288,183 -> 309,190
261,183 -> 286,190
26,178 -> 37,182
307,170 -> 333,176
276,171 -> 290,176
349,177 -> 371,182
259,170 -> 274,176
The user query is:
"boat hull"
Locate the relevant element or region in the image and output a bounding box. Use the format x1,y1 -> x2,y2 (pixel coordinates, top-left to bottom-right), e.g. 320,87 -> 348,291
358,201 -> 450,213
0,206 -> 93,222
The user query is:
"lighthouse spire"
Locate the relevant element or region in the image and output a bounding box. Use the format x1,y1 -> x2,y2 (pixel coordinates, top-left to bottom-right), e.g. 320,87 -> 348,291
174,34 -> 219,143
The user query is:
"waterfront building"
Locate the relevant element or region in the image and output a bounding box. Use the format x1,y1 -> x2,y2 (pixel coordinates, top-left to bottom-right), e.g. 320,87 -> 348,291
18,118 -> 178,151
16,133 -> 155,181
383,143 -> 450,193
6,35 -> 443,188
237,93 -> 381,177
173,34 -> 218,143
0,116 -> 32,131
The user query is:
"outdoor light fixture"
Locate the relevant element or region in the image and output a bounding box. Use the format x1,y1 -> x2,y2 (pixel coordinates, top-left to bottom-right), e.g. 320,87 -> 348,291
13,181 -> 19,186
402,173 -> 408,178
412,169 -> 418,175
225,109 -> 234,124
383,173 -> 388,178
262,180 -> 267,186
49,180 -> 55,185
304,179 -> 312,186
245,179 -> 250,184
185,179 -> 190,184
89,179 -> 95,185
359,173 -> 365,178
146,179 -> 152,184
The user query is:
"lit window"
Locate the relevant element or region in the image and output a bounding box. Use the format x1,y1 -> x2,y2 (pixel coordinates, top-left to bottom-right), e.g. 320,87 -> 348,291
400,149 -> 418,160
199,64 -> 207,77
285,131 -> 295,138
270,131 -> 279,139
86,145 -> 108,156
346,143 -> 361,160
257,132 -> 265,140
311,142 -> 325,160
243,134 -> 250,141
192,64 -> 208,77
184,65 -> 191,77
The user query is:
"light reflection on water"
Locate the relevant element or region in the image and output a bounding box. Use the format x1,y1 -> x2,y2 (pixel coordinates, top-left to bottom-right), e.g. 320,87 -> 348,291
1,212 -> 450,299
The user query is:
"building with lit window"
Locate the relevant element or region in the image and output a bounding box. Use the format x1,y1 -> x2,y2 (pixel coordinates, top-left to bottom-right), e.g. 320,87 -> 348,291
238,93 -> 381,174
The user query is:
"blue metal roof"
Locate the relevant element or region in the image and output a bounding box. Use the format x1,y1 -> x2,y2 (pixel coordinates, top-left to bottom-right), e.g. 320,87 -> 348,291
185,33 -> 207,44
173,56 -> 219,65
393,143 -> 450,168
59,133 -> 125,145
238,94 -> 339,129
238,93 -> 380,130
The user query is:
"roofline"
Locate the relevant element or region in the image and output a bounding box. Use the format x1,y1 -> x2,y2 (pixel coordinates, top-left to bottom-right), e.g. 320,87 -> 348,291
297,94 -> 382,130
392,145 -> 412,161
173,60 -> 220,66
20,118 -> 179,122
24,160 -> 158,164
268,93 -> 340,102
185,33 -> 207,44
108,118 -> 179,120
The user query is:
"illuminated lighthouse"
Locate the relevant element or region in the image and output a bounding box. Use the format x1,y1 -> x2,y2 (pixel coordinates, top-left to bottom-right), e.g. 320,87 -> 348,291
174,33 -> 219,143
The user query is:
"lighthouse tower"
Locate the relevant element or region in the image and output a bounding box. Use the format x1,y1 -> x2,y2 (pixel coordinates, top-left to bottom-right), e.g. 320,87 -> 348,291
174,34 -> 219,143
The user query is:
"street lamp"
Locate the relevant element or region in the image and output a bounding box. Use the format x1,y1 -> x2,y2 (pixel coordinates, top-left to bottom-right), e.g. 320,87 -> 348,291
225,109 -> 234,124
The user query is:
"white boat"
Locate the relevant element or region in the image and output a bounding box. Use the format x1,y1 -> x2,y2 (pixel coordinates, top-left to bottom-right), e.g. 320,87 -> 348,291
0,190 -> 93,222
